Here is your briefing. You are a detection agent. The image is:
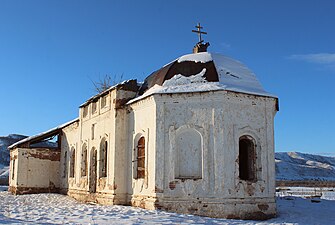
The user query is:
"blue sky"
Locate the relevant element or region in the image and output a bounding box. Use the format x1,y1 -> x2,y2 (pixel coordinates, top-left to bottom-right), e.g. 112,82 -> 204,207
0,0 -> 334,155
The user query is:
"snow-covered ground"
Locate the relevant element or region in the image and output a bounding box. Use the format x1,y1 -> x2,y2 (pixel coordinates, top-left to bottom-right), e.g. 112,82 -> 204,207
0,186 -> 334,224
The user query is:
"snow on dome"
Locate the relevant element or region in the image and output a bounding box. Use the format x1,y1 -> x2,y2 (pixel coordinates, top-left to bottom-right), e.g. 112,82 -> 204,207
128,68 -> 223,104
130,52 -> 276,104
162,68 -> 207,86
177,52 -> 213,63
211,53 -> 272,97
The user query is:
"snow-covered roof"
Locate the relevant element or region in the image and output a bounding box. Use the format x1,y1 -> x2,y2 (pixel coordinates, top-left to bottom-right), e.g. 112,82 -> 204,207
129,52 -> 277,104
9,118 -> 79,149
178,52 -> 212,63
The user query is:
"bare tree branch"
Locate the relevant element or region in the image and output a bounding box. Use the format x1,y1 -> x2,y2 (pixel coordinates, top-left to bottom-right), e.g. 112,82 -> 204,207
92,74 -> 124,93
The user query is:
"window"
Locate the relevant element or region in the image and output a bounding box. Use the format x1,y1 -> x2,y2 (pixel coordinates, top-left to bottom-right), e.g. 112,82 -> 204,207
83,106 -> 89,118
100,139 -> 108,178
239,136 -> 256,181
136,137 -> 145,179
101,95 -> 107,108
63,151 -> 67,178
11,159 -> 15,180
81,144 -> 88,177
91,124 -> 95,140
175,129 -> 202,179
92,101 -> 97,114
89,147 -> 98,193
70,148 -> 75,178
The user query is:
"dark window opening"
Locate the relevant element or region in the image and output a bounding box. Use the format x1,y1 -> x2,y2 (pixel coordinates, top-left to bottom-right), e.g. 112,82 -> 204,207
63,151 -> 67,178
83,106 -> 89,117
100,140 -> 108,178
101,95 -> 107,108
137,137 -> 145,179
81,145 -> 88,177
12,159 -> 15,180
70,148 -> 75,178
92,101 -> 97,114
91,124 -> 95,140
239,136 -> 256,181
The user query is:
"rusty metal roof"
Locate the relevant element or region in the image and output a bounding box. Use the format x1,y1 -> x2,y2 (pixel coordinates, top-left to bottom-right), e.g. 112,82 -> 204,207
139,60 -> 218,95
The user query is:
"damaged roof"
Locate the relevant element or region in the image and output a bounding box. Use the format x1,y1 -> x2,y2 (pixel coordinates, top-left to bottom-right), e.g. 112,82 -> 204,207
9,118 -> 79,150
139,52 -> 273,97
80,79 -> 139,108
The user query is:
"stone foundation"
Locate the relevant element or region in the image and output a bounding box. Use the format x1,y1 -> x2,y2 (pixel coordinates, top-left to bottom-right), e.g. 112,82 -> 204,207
67,189 -> 128,205
131,194 -> 159,210
9,186 -> 59,195
132,195 -> 276,220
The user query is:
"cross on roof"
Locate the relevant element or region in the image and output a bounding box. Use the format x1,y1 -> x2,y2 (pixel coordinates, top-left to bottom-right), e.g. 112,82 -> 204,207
192,23 -> 207,43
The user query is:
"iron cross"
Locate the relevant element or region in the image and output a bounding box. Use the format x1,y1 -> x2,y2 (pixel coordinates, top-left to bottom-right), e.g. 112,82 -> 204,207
192,23 -> 207,43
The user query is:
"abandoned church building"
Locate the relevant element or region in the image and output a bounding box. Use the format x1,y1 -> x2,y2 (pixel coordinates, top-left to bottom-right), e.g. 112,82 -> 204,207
8,26 -> 279,220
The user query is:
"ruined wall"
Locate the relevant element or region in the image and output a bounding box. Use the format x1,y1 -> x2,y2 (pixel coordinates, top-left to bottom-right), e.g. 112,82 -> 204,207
127,96 -> 157,208
9,148 -> 18,188
60,120 -> 79,191
9,147 -> 60,195
65,86 -> 137,205
152,90 -> 277,219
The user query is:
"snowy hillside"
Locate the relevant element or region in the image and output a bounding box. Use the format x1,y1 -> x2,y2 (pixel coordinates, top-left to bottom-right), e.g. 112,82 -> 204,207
0,134 -> 27,166
0,134 -> 59,183
0,134 -> 27,183
275,152 -> 335,181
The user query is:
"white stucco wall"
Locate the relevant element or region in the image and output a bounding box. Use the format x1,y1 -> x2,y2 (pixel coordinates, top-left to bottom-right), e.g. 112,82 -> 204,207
151,90 -> 277,218
9,147 -> 60,194
9,148 -> 18,187
60,120 -> 79,190
154,91 -> 277,198
127,96 -> 157,205
62,86 -> 137,205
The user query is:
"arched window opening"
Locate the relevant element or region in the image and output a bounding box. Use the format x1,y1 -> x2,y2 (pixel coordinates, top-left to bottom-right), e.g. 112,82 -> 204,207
81,144 -> 88,177
100,139 -> 108,178
11,159 -> 15,180
239,136 -> 256,181
63,151 -> 67,178
89,147 -> 98,193
69,148 -> 75,178
137,137 -> 145,179
175,129 -> 202,179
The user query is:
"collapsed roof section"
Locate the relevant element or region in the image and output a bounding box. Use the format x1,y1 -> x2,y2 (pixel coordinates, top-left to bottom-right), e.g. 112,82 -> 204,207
9,118 -> 79,150
80,79 -> 139,108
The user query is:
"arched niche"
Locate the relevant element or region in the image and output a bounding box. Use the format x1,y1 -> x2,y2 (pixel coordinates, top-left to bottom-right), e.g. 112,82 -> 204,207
175,128 -> 203,179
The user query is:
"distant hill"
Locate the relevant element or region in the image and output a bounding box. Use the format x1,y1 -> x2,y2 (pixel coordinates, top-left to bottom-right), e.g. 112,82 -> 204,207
275,152 -> 335,181
0,134 -> 27,166
0,134 -> 28,184
1,140 -> 335,185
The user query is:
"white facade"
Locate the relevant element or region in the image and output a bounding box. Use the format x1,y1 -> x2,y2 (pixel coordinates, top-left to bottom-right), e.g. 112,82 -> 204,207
9,52 -> 278,219
9,147 -> 60,194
